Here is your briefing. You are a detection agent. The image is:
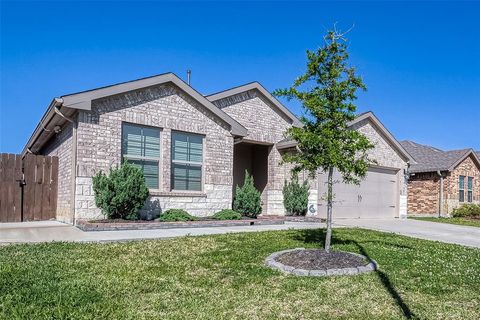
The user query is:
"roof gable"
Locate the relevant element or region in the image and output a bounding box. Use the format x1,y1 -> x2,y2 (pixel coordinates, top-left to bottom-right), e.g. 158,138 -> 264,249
58,73 -> 247,136
205,82 -> 303,127
277,111 -> 413,163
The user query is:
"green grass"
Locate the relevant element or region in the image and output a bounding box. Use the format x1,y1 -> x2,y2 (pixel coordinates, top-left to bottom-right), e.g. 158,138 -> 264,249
411,216 -> 480,228
1,229 -> 479,320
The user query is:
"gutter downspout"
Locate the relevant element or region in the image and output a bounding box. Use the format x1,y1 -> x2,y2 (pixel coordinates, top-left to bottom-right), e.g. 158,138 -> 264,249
70,114 -> 78,225
437,170 -> 443,217
22,98 -> 64,157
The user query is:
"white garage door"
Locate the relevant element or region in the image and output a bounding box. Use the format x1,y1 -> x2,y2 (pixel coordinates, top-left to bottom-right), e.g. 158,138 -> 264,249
317,167 -> 398,219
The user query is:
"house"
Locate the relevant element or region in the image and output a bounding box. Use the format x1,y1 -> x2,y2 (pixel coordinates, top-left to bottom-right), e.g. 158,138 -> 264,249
23,72 -> 410,224
400,141 -> 480,215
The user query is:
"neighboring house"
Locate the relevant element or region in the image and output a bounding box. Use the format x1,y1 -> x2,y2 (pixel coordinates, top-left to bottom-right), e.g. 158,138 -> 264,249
23,72 -> 410,224
400,141 -> 480,215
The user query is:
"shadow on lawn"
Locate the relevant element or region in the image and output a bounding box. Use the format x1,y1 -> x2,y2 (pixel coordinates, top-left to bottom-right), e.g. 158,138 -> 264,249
293,229 -> 417,319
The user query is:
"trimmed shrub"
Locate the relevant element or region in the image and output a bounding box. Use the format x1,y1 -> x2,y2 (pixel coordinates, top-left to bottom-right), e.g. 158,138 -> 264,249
283,173 -> 310,216
92,162 -> 149,220
452,204 -> 480,218
233,170 -> 262,218
212,209 -> 242,220
158,209 -> 198,222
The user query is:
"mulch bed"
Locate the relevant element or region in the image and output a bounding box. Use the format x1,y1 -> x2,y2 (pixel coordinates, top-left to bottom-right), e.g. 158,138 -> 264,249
76,216 -> 285,231
276,249 -> 368,270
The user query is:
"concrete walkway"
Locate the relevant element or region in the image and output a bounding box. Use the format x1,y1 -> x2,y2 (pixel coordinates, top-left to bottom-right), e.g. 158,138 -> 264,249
334,218 -> 480,248
0,221 -> 324,245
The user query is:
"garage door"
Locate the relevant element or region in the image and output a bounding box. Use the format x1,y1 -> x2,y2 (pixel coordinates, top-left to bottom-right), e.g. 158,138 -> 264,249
317,167 -> 398,219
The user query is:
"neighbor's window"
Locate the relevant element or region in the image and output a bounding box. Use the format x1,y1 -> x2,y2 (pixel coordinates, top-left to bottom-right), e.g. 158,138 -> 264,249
459,175 -> 465,202
467,176 -> 473,202
171,131 -> 203,191
122,123 -> 161,189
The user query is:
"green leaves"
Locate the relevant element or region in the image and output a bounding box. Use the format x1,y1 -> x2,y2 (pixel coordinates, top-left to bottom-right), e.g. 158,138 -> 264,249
274,28 -> 373,183
233,171 -> 262,218
283,173 -> 310,216
92,161 -> 150,220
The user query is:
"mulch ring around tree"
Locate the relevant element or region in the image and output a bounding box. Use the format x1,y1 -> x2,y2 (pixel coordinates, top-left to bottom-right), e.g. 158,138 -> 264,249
265,248 -> 377,277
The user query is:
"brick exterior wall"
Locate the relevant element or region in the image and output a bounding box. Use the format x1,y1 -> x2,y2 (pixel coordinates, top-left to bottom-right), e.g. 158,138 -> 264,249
213,89 -> 318,216
74,83 -> 234,220
407,155 -> 480,215
407,172 -> 440,214
444,155 -> 480,213
39,121 -> 73,223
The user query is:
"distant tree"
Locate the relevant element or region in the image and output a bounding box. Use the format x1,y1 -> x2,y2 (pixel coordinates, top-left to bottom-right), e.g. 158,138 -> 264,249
274,27 -> 374,252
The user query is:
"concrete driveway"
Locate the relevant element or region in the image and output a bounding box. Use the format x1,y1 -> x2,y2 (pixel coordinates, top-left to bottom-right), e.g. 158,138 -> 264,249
334,218 -> 480,248
0,220 -> 324,245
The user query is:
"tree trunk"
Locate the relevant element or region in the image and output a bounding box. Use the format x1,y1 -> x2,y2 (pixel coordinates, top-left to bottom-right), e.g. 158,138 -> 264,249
324,167 -> 334,252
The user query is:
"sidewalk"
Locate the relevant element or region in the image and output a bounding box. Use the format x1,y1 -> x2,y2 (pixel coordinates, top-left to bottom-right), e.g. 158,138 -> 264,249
0,221 -> 324,244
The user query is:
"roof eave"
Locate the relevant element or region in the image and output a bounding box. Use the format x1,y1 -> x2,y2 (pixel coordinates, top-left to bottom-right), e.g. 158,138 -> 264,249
22,73 -> 248,154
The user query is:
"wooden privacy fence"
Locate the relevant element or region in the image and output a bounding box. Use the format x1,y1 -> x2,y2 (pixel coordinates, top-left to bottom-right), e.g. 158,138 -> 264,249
0,154 -> 58,222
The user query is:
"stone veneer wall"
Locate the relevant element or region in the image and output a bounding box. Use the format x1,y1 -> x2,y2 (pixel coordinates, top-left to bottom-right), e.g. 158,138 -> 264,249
39,121 -> 74,223
213,89 -> 318,216
348,119 -> 409,217
74,83 -> 234,220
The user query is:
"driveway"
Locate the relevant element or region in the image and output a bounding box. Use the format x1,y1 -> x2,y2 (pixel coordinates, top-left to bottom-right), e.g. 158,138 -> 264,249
0,220 -> 324,244
334,218 -> 480,248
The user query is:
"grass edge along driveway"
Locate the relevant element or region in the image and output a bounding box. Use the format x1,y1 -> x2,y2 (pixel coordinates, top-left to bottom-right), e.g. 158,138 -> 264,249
410,216 -> 480,228
1,228 -> 479,320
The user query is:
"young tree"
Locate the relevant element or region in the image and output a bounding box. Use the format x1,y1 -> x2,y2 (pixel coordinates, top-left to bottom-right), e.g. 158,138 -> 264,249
274,27 -> 374,252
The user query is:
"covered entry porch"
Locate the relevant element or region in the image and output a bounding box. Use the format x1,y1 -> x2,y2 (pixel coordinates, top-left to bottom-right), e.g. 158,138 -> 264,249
232,141 -> 270,213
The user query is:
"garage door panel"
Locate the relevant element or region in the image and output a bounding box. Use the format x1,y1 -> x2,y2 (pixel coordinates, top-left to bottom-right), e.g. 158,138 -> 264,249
317,167 -> 399,219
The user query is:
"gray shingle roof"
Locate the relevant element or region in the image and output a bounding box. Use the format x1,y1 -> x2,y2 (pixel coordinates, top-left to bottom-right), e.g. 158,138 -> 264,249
400,140 -> 474,173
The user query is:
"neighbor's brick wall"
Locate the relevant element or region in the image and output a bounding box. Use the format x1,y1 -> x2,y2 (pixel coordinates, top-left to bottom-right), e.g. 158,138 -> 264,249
444,155 -> 480,213
39,120 -> 74,223
74,83 -> 234,220
407,172 -> 440,214
213,90 -> 318,216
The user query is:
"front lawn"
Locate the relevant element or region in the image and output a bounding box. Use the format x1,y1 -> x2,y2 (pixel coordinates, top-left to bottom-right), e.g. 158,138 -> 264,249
1,229 -> 479,319
411,216 -> 480,228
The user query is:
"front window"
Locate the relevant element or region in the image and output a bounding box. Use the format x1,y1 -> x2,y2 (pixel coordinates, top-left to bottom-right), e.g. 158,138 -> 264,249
467,176 -> 473,202
122,123 -> 161,189
459,175 -> 465,202
171,131 -> 203,191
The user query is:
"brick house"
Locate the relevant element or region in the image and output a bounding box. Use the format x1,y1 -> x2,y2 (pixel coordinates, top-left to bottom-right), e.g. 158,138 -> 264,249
400,141 -> 480,215
23,73 -> 410,224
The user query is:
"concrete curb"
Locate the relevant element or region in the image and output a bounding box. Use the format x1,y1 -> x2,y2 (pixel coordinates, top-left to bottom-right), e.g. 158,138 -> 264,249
265,248 -> 378,277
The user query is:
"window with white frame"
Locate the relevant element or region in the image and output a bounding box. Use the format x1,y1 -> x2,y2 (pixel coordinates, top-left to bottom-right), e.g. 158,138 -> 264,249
459,175 -> 465,202
171,131 -> 203,191
122,123 -> 161,189
467,176 -> 473,202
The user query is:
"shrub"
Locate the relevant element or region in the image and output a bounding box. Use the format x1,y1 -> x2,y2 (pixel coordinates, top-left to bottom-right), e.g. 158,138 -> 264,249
158,209 -> 198,222
452,204 -> 480,218
233,170 -> 262,218
92,161 -> 149,220
212,209 -> 242,220
283,173 -> 310,216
